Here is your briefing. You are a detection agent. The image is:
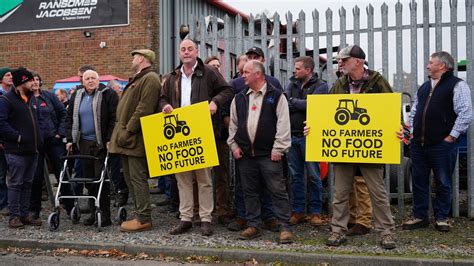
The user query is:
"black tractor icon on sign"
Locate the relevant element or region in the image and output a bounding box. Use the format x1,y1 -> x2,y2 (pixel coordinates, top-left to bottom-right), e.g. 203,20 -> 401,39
334,99 -> 370,125
163,114 -> 190,139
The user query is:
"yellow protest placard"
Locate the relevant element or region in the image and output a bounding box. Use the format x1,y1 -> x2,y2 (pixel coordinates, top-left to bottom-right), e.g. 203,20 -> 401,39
140,101 -> 219,176
306,93 -> 401,164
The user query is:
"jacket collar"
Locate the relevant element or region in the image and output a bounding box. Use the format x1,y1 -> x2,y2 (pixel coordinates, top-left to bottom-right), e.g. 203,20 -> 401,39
289,72 -> 320,85
125,67 -> 154,90
429,70 -> 454,82
12,86 -> 33,100
172,57 -> 205,78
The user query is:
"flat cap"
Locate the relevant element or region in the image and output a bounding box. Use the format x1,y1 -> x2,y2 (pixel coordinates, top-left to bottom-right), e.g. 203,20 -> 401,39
131,49 -> 156,63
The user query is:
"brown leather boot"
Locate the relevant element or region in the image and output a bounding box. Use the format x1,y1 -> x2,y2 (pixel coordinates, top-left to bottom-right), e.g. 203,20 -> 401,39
170,221 -> 192,235
262,218 -> 280,232
200,221 -> 213,236
308,214 -> 325,226
347,223 -> 371,236
20,215 -> 42,226
120,218 -> 152,232
9,217 -> 24,229
227,217 -> 247,231
289,212 -> 306,225
279,229 -> 294,244
239,226 -> 262,240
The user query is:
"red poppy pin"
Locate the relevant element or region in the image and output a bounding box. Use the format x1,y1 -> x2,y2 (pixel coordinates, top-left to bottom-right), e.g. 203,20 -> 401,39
251,104 -> 257,111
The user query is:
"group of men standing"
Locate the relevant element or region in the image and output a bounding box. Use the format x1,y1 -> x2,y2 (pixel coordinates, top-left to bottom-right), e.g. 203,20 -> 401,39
0,39 -> 471,251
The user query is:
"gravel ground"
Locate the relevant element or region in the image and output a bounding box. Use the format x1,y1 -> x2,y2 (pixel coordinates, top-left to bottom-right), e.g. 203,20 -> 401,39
0,192 -> 473,261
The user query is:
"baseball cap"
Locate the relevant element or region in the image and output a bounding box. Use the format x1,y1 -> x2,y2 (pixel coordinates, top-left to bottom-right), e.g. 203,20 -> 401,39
245,46 -> 264,58
335,45 -> 366,60
131,49 -> 156,63
12,68 -> 34,87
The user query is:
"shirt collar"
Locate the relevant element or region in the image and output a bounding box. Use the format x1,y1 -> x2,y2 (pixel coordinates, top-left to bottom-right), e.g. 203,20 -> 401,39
246,82 -> 267,95
180,61 -> 198,77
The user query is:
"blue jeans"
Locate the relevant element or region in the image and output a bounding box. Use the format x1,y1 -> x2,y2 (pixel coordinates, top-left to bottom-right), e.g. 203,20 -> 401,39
288,136 -> 323,214
239,156 -> 291,229
411,140 -> 458,221
234,159 -> 275,220
6,153 -> 38,219
0,152 -> 7,210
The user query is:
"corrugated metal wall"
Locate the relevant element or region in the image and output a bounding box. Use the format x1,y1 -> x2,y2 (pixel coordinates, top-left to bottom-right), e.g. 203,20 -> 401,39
159,0 -> 240,74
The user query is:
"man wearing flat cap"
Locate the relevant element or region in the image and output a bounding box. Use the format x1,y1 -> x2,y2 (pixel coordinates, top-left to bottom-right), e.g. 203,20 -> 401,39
324,45 -> 397,249
0,67 -> 13,216
0,68 -> 44,228
109,49 -> 161,232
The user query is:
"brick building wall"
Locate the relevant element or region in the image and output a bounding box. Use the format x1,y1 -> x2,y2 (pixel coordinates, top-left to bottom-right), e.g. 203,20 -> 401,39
0,0 -> 159,88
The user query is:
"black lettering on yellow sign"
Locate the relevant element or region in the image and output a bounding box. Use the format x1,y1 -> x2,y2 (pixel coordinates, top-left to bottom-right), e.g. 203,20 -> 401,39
321,130 -> 385,160
157,137 -> 206,170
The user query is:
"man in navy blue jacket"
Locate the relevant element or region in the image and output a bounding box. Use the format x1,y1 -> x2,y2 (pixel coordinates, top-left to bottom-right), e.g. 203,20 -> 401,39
284,56 -> 328,227
0,68 -> 43,228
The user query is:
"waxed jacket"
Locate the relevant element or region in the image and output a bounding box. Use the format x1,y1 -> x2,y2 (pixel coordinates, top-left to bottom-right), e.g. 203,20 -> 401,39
158,58 -> 234,139
109,67 -> 161,157
330,70 -> 393,94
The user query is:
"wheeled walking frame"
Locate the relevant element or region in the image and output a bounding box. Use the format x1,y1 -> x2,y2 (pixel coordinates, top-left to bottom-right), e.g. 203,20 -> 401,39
47,153 -> 127,231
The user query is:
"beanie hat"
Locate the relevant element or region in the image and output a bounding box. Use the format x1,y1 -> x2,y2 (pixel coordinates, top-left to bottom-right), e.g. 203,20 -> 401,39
0,67 -> 11,80
12,68 -> 34,87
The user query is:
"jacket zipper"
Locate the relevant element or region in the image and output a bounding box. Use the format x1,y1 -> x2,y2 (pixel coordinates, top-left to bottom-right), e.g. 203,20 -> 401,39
27,100 -> 38,152
420,82 -> 439,146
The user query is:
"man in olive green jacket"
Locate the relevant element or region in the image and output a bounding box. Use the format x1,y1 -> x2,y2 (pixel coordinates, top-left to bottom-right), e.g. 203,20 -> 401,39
109,49 -> 161,232
325,45 -> 396,250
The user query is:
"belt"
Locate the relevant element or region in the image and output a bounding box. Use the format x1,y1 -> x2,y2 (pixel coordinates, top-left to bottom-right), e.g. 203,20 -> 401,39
292,132 -> 304,137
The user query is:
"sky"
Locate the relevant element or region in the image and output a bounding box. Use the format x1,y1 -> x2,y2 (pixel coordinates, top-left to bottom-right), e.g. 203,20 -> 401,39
223,0 -> 470,84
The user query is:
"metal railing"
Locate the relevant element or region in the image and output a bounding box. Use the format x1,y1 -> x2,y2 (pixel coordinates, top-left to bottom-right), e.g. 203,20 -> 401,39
186,0 -> 473,218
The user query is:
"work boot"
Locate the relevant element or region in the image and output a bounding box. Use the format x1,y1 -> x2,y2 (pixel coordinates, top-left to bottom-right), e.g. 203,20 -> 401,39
435,220 -> 450,232
326,232 -> 347,247
278,229 -> 294,244
170,221 -> 192,235
239,227 -> 261,240
347,223 -> 371,236
120,218 -> 152,232
228,217 -> 247,231
380,232 -> 396,249
289,212 -> 306,225
9,217 -> 24,229
20,215 -> 42,226
263,218 -> 280,232
201,221 -> 213,236
308,214 -> 324,226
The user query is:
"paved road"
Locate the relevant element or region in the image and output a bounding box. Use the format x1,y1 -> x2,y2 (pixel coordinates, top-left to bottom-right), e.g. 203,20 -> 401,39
0,254 -> 188,266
